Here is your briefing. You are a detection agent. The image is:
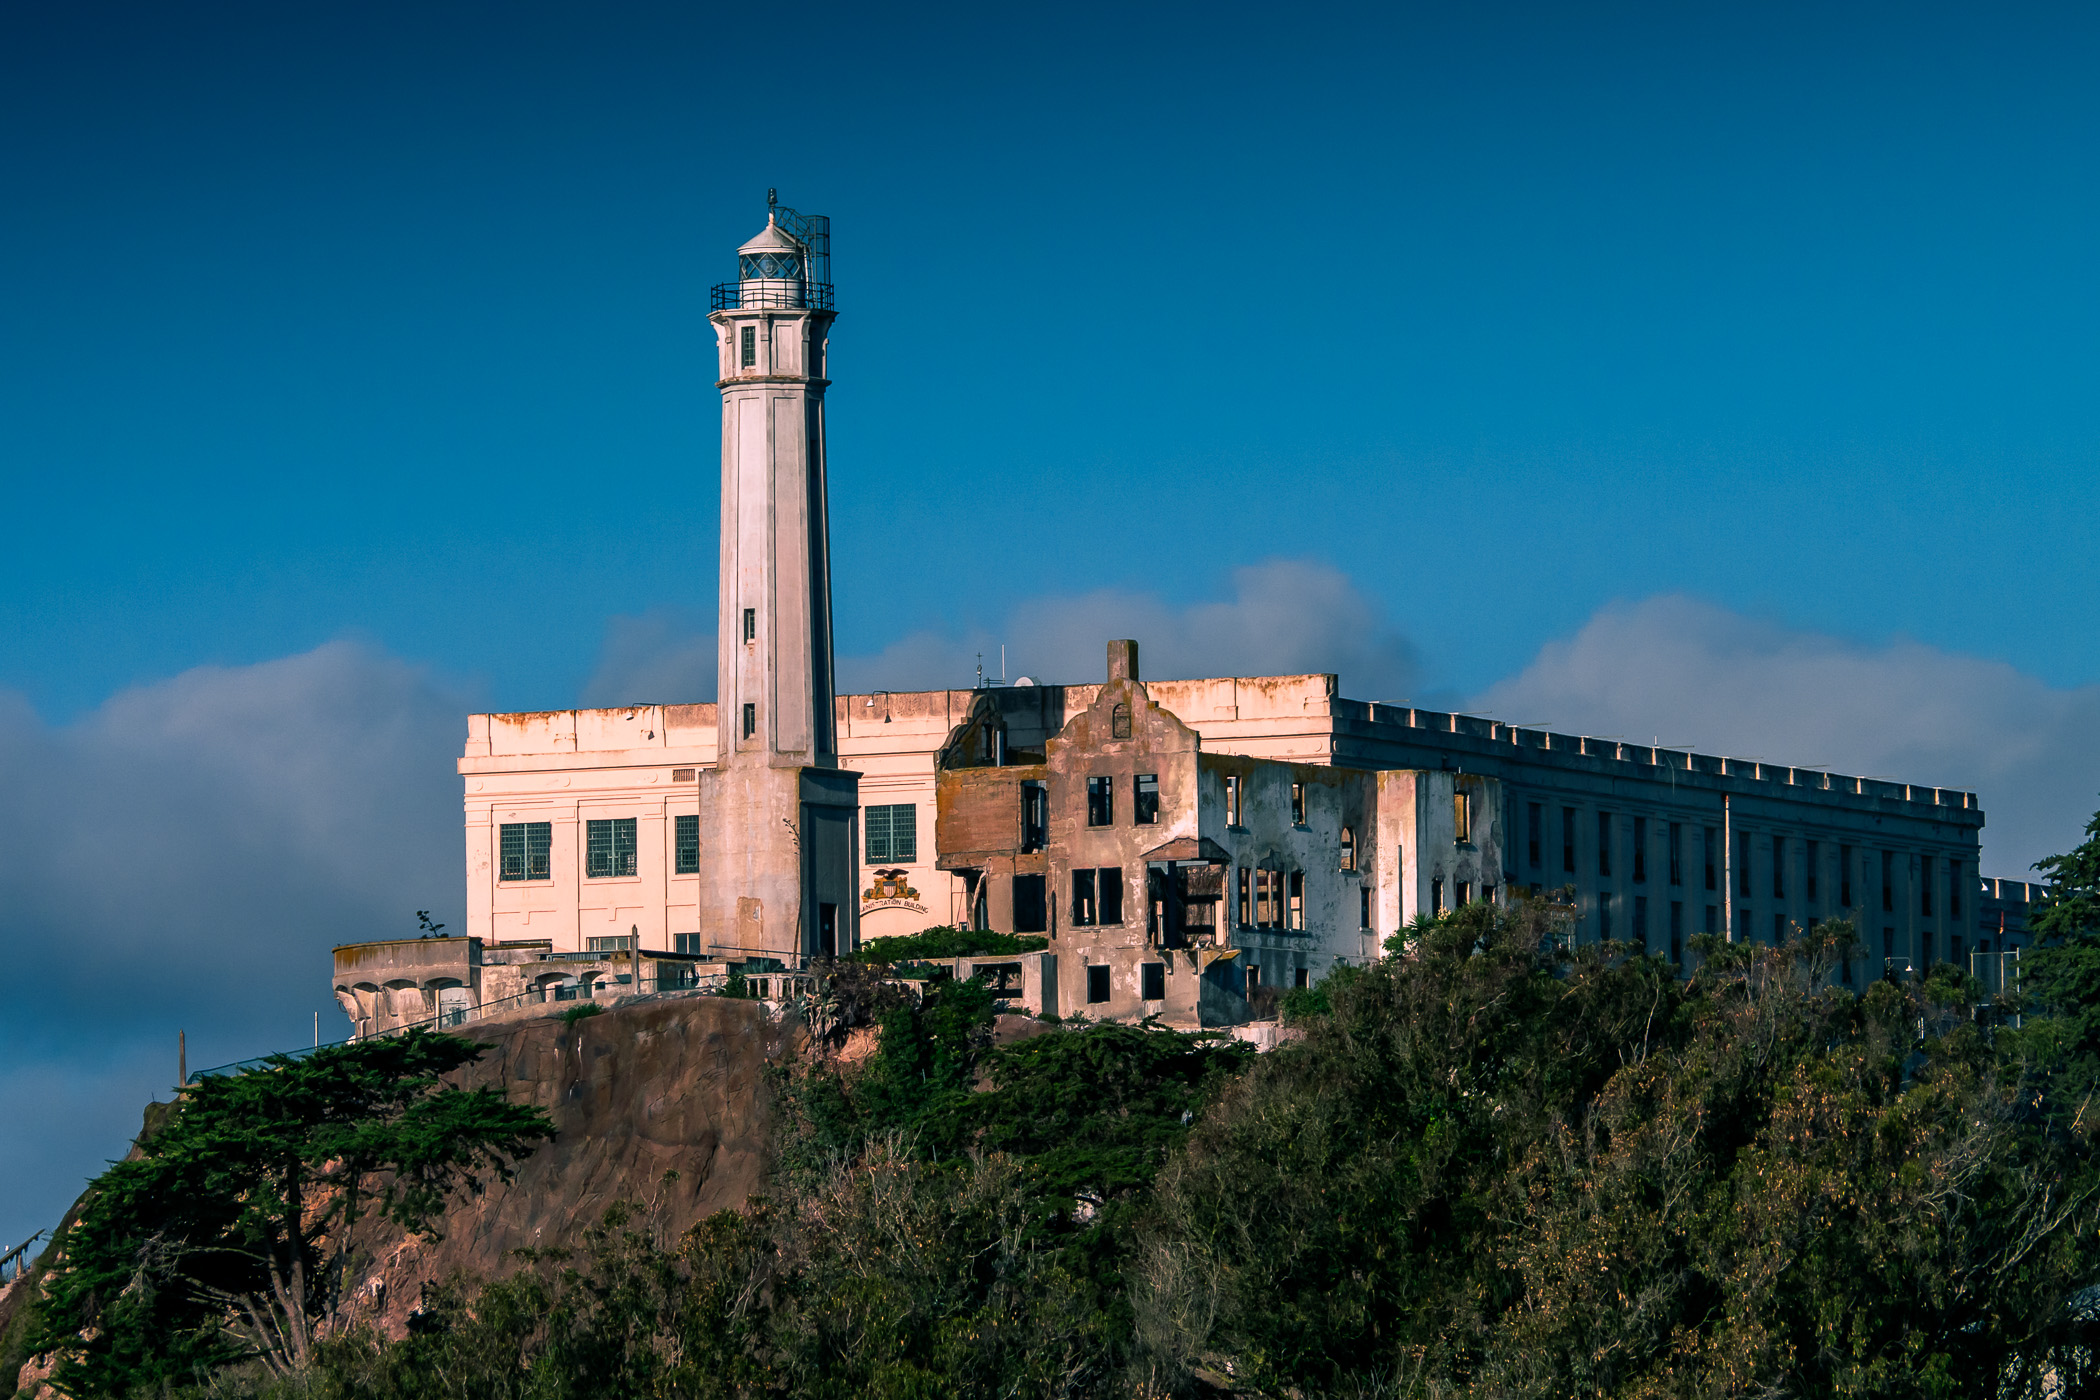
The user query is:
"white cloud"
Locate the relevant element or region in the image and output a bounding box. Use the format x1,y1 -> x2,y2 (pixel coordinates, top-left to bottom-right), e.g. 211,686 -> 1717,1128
0,641 -> 467,1247
581,608 -> 716,707
843,558 -> 1423,696
1471,594 -> 2100,876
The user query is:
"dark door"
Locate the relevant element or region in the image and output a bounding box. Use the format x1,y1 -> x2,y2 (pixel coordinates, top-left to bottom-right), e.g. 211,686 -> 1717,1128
818,902 -> 838,958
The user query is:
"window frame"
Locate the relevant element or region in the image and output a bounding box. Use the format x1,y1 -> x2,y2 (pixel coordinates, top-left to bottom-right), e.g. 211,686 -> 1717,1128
1133,773 -> 1159,826
585,817 -> 638,879
1086,775 -> 1114,827
499,821 -> 553,882
675,813 -> 700,875
864,803 -> 918,864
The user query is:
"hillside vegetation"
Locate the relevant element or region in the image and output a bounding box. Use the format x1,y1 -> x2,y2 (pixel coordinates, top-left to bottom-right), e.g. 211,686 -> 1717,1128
18,804 -> 2100,1397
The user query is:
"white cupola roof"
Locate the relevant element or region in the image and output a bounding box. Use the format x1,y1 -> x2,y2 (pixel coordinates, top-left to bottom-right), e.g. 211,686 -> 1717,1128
738,214 -> 803,256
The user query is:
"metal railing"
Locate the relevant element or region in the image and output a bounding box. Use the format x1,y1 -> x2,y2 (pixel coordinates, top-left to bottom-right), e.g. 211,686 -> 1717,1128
1,1231 -> 42,1284
711,281 -> 834,312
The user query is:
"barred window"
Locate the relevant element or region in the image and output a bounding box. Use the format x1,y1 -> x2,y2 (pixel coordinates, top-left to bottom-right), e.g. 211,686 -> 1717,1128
499,822 -> 551,881
675,814 -> 700,875
864,803 -> 917,863
586,818 -> 637,878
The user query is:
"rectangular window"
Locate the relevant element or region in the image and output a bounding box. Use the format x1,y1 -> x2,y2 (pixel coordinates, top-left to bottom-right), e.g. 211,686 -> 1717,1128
1086,776 -> 1114,827
1287,871 -> 1304,930
1454,789 -> 1471,843
1295,966 -> 1310,990
1806,840 -> 1819,903
1237,866 -> 1252,926
741,703 -> 755,739
1457,881 -> 1472,907
739,324 -> 755,367
1134,773 -> 1159,825
1634,894 -> 1649,946
586,818 -> 638,878
742,607 -> 755,642
1882,850 -> 1895,912
499,822 -> 552,881
1950,860 -> 1963,917
1703,827 -> 1717,891
1360,885 -> 1371,929
1840,844 -> 1854,906
1598,811 -> 1613,878
1098,867 -> 1124,925
1225,775 -> 1243,826
1256,868 -> 1281,927
1021,782 -> 1047,852
1738,831 -> 1753,898
1599,890 -> 1613,939
1772,836 -> 1785,899
1527,802 -> 1542,868
1071,868 -> 1098,927
1920,925 -> 1934,966
1705,903 -> 1717,934
1141,962 -> 1165,1001
675,814 -> 699,874
1736,906 -> 1750,942
1245,963 -> 1261,993
864,803 -> 918,863
1086,964 -> 1110,1004
587,935 -> 633,954
675,933 -> 704,955
1773,911 -> 1786,943
1563,807 -> 1577,874
1013,874 -> 1047,933
1921,855 -> 1934,916
1291,781 -> 1307,825
1633,816 -> 1648,883
1668,822 -> 1683,886
1339,826 -> 1355,871
1432,878 -> 1444,915
1669,900 -> 1684,964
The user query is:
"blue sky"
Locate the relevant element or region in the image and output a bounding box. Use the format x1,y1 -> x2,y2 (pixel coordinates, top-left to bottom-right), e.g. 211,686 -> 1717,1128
4,0 -> 2100,1247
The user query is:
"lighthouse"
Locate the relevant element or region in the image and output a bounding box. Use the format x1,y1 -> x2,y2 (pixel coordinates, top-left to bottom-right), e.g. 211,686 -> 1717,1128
694,194 -> 860,962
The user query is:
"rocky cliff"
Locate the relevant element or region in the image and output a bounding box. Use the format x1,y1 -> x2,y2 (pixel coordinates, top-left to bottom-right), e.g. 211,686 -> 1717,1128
341,993 -> 787,1335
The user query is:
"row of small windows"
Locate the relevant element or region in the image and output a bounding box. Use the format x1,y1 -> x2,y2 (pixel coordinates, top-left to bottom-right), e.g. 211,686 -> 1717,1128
1085,774 -> 1160,827
1520,803 -> 1965,916
1222,775 -> 1312,828
500,819 -> 655,882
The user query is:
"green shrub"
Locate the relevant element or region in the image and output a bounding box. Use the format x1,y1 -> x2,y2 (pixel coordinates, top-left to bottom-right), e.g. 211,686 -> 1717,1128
849,925 -> 1048,965
559,1002 -> 604,1027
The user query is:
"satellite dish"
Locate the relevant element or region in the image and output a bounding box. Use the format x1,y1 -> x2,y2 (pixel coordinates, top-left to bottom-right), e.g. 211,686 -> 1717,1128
1014,676 -> 1036,687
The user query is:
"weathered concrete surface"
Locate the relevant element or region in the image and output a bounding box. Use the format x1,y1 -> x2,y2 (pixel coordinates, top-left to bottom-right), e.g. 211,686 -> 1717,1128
343,993 -> 786,1335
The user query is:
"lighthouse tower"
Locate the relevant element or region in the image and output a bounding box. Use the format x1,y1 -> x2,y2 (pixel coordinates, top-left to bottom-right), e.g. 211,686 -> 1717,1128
694,195 -> 860,962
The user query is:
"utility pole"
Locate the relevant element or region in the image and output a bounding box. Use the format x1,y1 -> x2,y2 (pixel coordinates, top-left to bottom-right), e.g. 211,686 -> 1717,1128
178,1029 -> 186,1087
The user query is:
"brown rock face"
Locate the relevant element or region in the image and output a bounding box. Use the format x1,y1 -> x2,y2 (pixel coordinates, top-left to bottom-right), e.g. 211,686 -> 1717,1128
345,993 -> 787,1335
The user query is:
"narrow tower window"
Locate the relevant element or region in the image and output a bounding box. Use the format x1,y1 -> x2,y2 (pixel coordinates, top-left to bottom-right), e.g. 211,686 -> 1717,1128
743,608 -> 755,642
740,325 -> 756,367
742,703 -> 756,739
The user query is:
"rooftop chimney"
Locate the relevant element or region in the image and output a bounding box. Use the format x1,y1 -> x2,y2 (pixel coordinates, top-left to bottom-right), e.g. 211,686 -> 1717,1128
1107,639 -> 1140,683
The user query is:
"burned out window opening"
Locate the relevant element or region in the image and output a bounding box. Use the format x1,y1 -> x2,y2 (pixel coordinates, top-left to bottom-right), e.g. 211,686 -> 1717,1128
1339,826 -> 1355,871
1134,773 -> 1159,825
1013,874 -> 1048,933
1454,790 -> 1471,844
1072,868 -> 1097,926
1021,782 -> 1048,852
1294,966 -> 1310,990
1111,703 -> 1132,740
1086,776 -> 1114,827
1291,782 -> 1306,826
1256,867 -> 1281,927
1225,774 -> 1243,827
1359,885 -> 1371,928
1086,964 -> 1110,1004
742,703 -> 755,739
1287,871 -> 1304,930
1141,962 -> 1165,1001
1237,866 -> 1252,926
1098,867 -> 1124,925
1457,880 -> 1471,907
1432,878 -> 1444,915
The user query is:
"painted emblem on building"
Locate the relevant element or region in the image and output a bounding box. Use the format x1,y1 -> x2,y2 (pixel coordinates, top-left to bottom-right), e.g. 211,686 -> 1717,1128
862,868 -> 927,913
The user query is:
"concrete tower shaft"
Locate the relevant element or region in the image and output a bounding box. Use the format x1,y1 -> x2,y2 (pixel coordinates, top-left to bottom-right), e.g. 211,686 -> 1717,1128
694,202 -> 859,962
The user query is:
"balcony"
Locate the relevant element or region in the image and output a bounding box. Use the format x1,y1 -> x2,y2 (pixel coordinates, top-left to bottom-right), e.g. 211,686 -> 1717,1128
711,281 -> 835,312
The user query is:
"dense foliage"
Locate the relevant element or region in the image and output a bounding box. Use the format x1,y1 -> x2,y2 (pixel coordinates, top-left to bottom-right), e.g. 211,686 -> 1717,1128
27,1031 -> 553,1394
27,804 -> 2100,1397
847,926 -> 1049,965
